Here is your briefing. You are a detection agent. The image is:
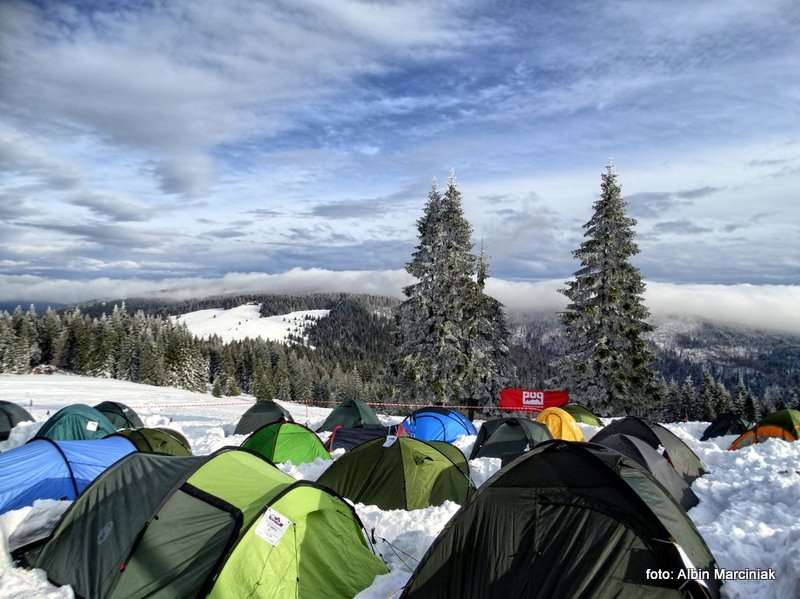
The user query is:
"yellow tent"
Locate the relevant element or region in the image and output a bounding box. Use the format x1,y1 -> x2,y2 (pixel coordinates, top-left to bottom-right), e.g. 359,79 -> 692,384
536,407 -> 584,441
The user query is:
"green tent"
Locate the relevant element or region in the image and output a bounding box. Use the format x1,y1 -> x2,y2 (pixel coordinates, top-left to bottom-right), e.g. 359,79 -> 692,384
93,401 -> 144,430
469,417 -> 552,465
109,427 -> 192,456
730,409 -> 800,449
33,404 -> 117,441
36,448 -> 386,599
316,399 -> 382,432
401,440 -> 720,599
234,401 -> 293,435
562,404 -> 603,427
155,427 -> 191,450
0,400 -> 33,441
242,422 -> 329,465
317,436 -> 473,510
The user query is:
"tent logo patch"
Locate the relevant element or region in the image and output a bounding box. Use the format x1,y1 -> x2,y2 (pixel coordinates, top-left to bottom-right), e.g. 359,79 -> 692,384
86,420 -> 98,432
97,521 -> 114,545
255,508 -> 292,546
383,435 -> 397,447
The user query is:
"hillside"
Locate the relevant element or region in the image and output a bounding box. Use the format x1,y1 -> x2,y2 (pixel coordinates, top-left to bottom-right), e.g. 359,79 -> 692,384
171,304 -> 329,343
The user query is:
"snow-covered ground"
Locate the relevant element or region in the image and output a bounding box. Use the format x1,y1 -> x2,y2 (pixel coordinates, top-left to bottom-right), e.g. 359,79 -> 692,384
171,304 -> 329,344
0,374 -> 798,598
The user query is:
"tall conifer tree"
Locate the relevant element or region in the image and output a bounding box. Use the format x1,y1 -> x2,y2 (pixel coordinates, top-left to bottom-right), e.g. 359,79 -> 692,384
561,163 -> 654,416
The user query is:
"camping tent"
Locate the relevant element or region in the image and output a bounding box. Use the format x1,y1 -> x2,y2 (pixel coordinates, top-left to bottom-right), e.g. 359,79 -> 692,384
241,421 -> 329,464
595,433 -> 699,510
535,407 -> 584,441
36,448 -> 387,599
469,418 -> 551,465
233,401 -> 293,435
400,440 -> 720,599
156,427 -> 191,450
0,400 -> 33,441
93,401 -> 144,429
33,404 -> 117,442
326,425 -> 395,452
591,416 -> 705,483
399,407 -> 477,443
317,437 -> 473,510
0,437 -> 136,514
561,404 -> 603,427
316,399 -> 382,432
729,409 -> 800,450
109,427 -> 191,456
701,412 -> 748,441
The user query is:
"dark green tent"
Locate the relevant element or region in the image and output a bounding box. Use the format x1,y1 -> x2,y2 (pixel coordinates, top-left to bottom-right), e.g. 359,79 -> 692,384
595,433 -> 698,510
700,412 -> 748,441
33,404 -> 116,442
316,399 -> 382,432
241,422 -> 329,465
401,440 -> 720,599
94,401 -> 144,430
233,401 -> 293,435
317,436 -> 473,510
0,400 -> 33,441
35,448 -> 387,599
591,416 -> 705,483
562,404 -> 603,427
109,427 -> 191,456
469,418 -> 551,465
155,427 -> 191,450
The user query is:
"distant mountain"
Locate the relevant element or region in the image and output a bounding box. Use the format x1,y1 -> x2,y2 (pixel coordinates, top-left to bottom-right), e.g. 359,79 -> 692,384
509,312 -> 800,401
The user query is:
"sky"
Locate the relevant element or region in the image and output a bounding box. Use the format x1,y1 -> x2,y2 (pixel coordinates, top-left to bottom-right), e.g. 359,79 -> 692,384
1,0 -> 799,315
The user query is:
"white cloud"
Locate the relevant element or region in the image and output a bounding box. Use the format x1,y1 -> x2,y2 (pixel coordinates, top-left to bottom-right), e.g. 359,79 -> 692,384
2,269 -> 799,335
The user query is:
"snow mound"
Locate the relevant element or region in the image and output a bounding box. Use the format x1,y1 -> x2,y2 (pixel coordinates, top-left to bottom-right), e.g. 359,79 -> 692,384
172,304 -> 329,344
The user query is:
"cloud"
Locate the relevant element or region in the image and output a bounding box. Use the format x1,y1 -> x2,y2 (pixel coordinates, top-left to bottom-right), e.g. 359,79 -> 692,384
651,219 -> 713,235
69,193 -> 151,222
307,183 -> 426,219
18,221 -> 168,249
627,187 -> 723,218
0,125 -> 81,190
151,154 -> 215,197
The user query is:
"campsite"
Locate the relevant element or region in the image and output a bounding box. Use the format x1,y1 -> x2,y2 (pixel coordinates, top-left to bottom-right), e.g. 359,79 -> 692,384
1,2 -> 798,597
0,374 -> 798,598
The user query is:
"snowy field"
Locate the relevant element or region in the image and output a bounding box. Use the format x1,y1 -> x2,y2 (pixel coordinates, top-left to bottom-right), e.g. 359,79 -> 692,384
0,374 -> 798,598
171,304 -> 329,343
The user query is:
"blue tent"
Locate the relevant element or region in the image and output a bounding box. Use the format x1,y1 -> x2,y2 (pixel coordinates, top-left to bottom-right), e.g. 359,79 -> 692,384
399,407 -> 477,443
0,437 -> 136,514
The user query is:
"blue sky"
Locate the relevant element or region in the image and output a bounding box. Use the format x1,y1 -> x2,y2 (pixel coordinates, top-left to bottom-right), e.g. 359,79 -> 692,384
1,0 -> 799,304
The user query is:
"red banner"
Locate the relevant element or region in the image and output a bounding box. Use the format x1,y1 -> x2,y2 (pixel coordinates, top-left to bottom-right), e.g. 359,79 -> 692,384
498,388 -> 569,412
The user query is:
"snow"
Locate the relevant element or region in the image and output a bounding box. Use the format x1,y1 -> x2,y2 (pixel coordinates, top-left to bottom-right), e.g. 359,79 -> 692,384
171,304 -> 329,344
0,375 -> 797,597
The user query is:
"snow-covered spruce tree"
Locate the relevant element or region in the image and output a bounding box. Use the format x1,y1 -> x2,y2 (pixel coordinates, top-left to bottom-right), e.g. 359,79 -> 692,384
699,371 -> 720,421
560,164 -> 655,416
679,375 -> 699,420
395,176 -> 510,408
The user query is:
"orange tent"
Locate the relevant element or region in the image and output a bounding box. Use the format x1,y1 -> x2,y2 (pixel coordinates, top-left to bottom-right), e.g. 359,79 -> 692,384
729,409 -> 800,450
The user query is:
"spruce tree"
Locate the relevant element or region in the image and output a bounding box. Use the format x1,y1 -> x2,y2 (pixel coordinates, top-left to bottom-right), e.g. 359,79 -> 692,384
395,176 -> 509,407
679,375 -> 697,420
743,393 -> 758,422
561,163 -> 654,416
699,371 -> 719,421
